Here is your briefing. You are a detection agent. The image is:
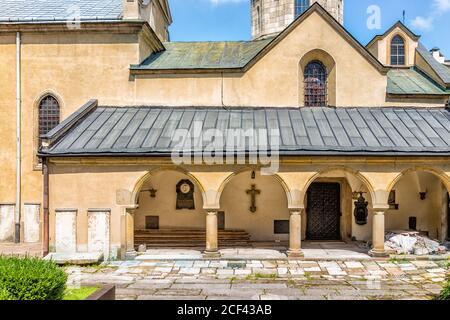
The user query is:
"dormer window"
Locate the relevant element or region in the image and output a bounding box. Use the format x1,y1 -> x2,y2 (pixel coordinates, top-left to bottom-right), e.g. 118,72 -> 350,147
391,35 -> 405,66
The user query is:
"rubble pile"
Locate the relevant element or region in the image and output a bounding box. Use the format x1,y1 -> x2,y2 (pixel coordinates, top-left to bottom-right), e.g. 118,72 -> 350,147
385,231 -> 448,256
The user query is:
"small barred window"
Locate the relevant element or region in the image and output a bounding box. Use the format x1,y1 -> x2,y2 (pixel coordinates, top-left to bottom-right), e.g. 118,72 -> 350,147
304,61 -> 328,107
38,95 -> 60,152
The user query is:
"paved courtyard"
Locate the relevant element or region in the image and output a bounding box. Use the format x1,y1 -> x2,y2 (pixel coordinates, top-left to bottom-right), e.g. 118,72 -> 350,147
66,257 -> 449,300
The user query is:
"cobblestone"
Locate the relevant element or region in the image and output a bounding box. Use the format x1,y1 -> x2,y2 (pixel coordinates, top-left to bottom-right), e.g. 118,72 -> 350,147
65,258 -> 449,300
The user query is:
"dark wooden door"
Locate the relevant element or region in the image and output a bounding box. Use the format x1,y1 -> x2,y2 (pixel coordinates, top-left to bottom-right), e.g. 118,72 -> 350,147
306,183 -> 341,240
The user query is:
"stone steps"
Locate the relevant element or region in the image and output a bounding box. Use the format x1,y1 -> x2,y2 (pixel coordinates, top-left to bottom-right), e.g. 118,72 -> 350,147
135,229 -> 251,249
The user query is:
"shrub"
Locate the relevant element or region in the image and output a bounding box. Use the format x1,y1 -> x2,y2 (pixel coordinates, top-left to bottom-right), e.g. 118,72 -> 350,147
0,256 -> 67,300
438,278 -> 450,300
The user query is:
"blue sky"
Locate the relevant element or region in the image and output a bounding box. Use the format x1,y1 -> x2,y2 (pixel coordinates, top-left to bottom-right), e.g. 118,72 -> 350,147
168,0 -> 450,56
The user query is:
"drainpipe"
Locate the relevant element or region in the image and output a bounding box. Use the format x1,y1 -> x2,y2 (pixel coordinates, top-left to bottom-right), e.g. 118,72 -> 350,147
43,157 -> 49,256
14,31 -> 21,243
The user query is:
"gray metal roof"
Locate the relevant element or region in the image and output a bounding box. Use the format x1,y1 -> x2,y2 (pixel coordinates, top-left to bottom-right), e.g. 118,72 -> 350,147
0,0 -> 123,22
41,106 -> 450,157
417,43 -> 450,86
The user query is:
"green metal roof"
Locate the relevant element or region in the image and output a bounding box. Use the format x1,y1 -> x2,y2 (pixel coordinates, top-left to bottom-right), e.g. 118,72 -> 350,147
131,39 -> 273,71
387,68 -> 448,95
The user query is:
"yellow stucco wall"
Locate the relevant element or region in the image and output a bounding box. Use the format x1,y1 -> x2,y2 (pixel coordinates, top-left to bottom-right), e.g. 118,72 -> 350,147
44,158 -> 450,257
0,8 -> 449,251
0,35 -> 17,202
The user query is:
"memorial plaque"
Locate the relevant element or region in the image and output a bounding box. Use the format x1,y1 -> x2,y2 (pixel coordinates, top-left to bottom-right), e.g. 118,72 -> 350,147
176,180 -> 195,210
145,216 -> 159,230
274,220 -> 289,234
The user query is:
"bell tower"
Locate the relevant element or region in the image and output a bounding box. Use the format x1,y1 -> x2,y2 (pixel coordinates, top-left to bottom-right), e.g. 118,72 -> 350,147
251,0 -> 344,39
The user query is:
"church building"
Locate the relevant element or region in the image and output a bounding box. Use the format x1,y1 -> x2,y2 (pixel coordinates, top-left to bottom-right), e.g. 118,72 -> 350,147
0,0 -> 449,260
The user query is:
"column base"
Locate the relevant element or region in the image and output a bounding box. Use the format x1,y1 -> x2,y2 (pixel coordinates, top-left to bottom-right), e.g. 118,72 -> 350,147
287,249 -> 304,259
369,249 -> 389,258
203,250 -> 221,259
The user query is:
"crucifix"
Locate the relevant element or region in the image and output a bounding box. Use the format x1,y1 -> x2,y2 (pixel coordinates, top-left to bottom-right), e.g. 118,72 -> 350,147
246,184 -> 261,213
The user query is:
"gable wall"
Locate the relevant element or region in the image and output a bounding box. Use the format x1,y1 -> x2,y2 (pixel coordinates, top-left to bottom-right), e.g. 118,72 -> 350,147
368,26 -> 418,67
135,11 -> 391,107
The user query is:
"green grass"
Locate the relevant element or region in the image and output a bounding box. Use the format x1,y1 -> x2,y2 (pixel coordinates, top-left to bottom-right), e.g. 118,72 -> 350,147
63,287 -> 98,300
437,278 -> 450,301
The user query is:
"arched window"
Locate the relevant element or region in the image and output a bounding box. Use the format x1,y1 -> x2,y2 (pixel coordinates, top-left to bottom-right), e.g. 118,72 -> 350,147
390,35 -> 405,66
304,61 -> 328,107
38,95 -> 60,149
295,0 -> 310,17
256,5 -> 262,34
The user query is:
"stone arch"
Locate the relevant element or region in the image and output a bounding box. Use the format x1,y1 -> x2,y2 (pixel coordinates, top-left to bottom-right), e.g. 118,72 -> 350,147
131,167 -> 206,207
387,166 -> 450,194
216,168 -> 292,208
301,166 -> 376,241
385,166 -> 450,242
217,168 -> 291,242
303,166 -> 376,204
299,49 -> 337,106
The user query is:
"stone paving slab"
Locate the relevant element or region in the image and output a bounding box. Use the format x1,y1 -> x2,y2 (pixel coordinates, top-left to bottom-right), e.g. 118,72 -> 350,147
65,258 -> 449,301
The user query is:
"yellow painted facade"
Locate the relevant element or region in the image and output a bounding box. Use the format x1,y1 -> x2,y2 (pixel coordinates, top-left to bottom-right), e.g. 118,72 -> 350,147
0,3 -> 449,258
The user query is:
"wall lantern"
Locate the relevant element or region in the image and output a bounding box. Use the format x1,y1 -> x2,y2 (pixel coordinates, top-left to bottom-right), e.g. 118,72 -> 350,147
419,190 -> 427,200
354,192 -> 369,226
149,188 -> 158,198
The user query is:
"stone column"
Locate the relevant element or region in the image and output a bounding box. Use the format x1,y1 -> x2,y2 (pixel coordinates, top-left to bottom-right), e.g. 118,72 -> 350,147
204,210 -> 219,258
125,208 -> 137,259
55,209 -> 78,253
370,209 -> 388,257
288,209 -> 304,258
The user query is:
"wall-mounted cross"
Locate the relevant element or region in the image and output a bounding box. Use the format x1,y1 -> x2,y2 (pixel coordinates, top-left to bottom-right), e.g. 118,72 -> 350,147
246,184 -> 261,213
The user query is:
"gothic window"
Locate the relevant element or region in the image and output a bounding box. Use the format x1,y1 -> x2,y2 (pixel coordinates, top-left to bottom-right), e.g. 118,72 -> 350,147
38,95 -> 60,151
390,35 -> 405,66
295,0 -> 310,17
304,61 -> 328,107
256,5 -> 262,34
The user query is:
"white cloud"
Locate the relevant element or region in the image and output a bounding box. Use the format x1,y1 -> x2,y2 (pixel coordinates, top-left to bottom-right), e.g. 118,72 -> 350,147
410,0 -> 450,32
411,16 -> 434,32
433,0 -> 450,13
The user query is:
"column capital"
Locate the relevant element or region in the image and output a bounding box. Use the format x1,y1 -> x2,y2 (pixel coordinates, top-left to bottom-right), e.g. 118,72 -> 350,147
289,208 -> 304,215
373,204 -> 389,214
206,210 -> 219,215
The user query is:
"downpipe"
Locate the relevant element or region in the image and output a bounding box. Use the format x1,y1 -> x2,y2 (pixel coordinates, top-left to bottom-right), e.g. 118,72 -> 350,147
14,31 -> 21,243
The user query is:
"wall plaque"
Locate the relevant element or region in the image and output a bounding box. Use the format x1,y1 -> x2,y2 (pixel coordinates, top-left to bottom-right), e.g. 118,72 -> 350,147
274,220 -> 289,234
176,180 -> 195,210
